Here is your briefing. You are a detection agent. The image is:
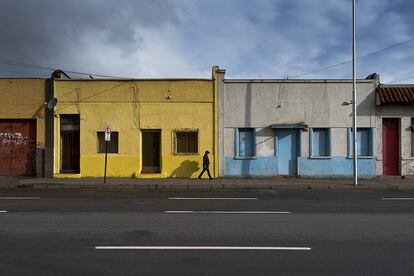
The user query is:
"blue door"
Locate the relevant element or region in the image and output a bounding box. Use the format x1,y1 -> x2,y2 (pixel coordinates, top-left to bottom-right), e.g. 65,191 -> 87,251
276,129 -> 300,175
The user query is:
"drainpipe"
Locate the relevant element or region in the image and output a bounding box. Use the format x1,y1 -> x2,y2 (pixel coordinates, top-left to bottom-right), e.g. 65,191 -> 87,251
44,78 -> 54,178
212,66 -> 219,178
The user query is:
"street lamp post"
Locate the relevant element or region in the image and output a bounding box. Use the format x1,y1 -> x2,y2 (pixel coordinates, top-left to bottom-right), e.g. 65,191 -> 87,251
352,0 -> 358,185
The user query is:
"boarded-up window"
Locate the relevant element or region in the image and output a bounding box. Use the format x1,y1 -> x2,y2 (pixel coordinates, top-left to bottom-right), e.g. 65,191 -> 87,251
97,132 -> 119,153
348,128 -> 373,157
175,130 -> 198,154
311,128 -> 331,157
237,128 -> 256,157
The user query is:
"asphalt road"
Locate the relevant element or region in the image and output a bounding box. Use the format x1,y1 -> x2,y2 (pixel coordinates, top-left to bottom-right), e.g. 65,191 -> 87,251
0,188 -> 414,275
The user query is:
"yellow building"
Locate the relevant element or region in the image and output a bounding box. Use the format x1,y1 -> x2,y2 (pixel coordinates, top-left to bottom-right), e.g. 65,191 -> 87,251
0,79 -> 46,176
52,67 -> 219,178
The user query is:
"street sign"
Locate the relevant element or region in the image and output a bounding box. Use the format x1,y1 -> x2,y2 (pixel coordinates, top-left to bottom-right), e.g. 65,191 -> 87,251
104,124 -> 111,184
105,125 -> 111,141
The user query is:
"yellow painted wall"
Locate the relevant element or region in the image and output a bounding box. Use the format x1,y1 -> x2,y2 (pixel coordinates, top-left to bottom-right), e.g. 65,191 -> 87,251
54,79 -> 215,178
0,79 -> 45,148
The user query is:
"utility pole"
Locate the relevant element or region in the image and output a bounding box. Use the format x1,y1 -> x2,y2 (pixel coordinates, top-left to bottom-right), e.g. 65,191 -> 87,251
352,0 -> 358,185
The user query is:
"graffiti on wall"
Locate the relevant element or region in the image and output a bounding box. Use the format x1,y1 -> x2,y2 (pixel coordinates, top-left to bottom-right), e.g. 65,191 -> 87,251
0,132 -> 27,145
0,132 -> 36,155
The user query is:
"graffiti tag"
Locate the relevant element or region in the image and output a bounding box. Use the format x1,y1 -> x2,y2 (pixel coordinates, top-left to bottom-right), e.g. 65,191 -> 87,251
0,132 -> 27,146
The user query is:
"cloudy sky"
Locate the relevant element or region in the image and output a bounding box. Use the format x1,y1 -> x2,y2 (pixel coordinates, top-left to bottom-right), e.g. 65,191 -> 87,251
0,0 -> 413,83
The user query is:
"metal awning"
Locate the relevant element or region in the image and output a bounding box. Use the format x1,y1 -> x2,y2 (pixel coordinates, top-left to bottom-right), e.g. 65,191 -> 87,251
271,123 -> 307,129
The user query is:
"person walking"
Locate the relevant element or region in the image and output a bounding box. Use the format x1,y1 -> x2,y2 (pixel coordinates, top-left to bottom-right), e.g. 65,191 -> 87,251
198,150 -> 213,180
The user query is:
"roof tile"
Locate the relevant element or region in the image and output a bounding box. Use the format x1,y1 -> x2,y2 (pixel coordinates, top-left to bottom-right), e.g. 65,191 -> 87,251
376,85 -> 414,105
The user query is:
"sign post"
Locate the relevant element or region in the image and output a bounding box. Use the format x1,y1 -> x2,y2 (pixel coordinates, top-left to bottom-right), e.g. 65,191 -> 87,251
104,125 -> 111,183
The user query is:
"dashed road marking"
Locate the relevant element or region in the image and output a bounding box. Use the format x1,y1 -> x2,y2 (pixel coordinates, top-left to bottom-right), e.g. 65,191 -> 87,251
0,210 -> 7,213
168,197 -> 258,200
0,197 -> 40,200
382,198 -> 414,201
165,211 -> 290,214
95,246 -> 310,251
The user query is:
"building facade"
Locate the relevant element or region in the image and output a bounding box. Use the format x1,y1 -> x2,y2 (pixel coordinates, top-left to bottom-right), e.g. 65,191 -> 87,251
375,84 -> 414,177
50,70 -> 218,178
217,69 -> 379,178
0,79 -> 46,177
3,68 -> 414,179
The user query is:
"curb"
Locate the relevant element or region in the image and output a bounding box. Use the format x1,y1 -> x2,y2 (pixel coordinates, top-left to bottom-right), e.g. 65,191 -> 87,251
3,183 -> 413,191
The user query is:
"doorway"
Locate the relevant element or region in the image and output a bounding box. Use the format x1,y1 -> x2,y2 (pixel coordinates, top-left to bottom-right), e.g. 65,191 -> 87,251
276,128 -> 300,175
382,118 -> 399,176
141,130 -> 161,173
60,115 -> 80,173
0,119 -> 36,176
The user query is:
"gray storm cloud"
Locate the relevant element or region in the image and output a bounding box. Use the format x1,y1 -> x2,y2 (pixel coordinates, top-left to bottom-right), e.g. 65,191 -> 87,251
0,0 -> 413,82
0,0 -> 179,77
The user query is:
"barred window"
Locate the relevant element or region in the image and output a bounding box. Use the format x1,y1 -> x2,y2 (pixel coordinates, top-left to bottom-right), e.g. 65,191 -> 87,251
175,130 -> 198,154
97,132 -> 119,153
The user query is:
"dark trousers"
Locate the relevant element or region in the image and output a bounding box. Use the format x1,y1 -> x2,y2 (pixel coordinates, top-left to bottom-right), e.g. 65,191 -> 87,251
198,166 -> 212,179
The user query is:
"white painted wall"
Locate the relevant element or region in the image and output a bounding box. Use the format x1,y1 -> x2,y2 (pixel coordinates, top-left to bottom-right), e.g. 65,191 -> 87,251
218,71 -> 378,176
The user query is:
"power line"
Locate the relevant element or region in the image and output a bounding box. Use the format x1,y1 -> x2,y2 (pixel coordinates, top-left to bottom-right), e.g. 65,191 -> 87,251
386,76 -> 414,84
0,58 -> 127,79
385,69 -> 414,84
0,68 -> 44,77
291,37 -> 414,79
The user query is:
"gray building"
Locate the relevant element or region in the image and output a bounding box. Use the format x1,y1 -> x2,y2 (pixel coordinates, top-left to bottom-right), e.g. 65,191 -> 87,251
217,68 -> 379,178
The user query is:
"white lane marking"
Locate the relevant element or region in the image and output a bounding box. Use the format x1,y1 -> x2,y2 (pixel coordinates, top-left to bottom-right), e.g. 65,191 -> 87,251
165,211 -> 291,214
382,198 -> 414,201
95,246 -> 311,251
168,198 -> 258,200
0,210 -> 7,213
0,197 -> 40,200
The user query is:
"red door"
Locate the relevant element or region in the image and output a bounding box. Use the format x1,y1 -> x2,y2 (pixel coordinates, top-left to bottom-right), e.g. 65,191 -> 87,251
0,119 -> 36,176
0,121 -> 13,175
382,118 -> 399,176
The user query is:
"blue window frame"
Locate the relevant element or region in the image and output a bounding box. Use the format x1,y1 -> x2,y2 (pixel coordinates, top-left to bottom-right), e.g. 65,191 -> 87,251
348,128 -> 374,157
310,128 -> 331,157
235,128 -> 256,158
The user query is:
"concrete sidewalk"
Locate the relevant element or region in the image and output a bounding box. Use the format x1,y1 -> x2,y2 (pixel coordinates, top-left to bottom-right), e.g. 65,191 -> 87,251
1,176 -> 414,190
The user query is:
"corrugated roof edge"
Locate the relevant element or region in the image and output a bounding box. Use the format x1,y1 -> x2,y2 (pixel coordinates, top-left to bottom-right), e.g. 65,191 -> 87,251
54,78 -> 212,81
224,79 -> 375,83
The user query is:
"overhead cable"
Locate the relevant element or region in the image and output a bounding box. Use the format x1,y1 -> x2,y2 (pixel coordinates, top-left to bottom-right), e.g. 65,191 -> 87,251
0,58 -> 127,79
291,37 -> 414,79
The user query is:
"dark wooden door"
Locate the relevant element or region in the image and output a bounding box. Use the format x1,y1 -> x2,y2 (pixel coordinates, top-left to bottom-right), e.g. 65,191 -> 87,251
0,119 -> 36,176
382,118 -> 399,176
61,131 -> 80,173
60,115 -> 80,173
142,131 -> 160,173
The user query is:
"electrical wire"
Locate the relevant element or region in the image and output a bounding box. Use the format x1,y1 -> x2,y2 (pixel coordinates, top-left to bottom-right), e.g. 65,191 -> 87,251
384,68 -> 414,84
1,36 -> 414,80
0,68 -> 43,77
0,57 -> 127,79
291,37 -> 414,79
386,76 -> 414,84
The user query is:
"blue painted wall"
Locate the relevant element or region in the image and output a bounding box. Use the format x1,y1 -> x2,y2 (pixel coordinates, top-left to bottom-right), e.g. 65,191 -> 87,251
224,156 -> 376,178
225,157 -> 278,177
298,156 -> 376,178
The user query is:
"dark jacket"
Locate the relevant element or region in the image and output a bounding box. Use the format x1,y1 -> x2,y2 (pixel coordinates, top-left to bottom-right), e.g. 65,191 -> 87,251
202,153 -> 210,168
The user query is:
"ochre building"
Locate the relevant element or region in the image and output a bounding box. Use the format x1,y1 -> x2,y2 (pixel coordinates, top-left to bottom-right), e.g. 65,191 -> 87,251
51,68 -> 219,178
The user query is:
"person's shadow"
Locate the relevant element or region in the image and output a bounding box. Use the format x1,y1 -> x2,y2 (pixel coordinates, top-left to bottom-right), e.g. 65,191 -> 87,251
170,160 -> 199,178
